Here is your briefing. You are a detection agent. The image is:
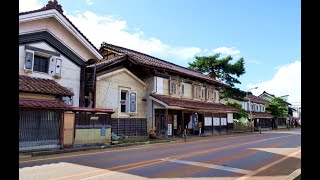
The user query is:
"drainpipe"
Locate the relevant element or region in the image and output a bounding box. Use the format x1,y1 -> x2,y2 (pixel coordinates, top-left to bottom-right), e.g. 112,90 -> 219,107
93,63 -> 97,108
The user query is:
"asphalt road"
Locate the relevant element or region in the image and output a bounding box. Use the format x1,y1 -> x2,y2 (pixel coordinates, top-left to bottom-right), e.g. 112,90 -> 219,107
19,128 -> 301,180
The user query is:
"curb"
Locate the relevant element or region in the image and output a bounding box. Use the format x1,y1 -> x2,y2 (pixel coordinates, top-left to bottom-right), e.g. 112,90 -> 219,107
24,139 -> 172,157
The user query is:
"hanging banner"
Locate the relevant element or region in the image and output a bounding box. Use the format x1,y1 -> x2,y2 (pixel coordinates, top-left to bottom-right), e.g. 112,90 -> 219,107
173,115 -> 178,129
188,116 -> 193,129
168,124 -> 172,136
192,114 -> 199,130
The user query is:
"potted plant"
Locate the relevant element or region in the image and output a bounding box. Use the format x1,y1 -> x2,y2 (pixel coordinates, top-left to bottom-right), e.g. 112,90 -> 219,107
149,128 -> 157,139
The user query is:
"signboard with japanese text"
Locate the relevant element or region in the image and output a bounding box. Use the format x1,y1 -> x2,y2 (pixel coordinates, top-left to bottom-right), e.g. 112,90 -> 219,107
213,118 -> 220,126
221,118 -> 227,126
168,124 -> 172,135
204,117 -> 212,126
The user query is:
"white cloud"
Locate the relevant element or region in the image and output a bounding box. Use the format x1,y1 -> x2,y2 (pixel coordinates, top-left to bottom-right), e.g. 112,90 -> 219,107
247,60 -> 262,65
66,11 -> 202,62
248,61 -> 301,105
168,47 -> 202,60
19,0 -> 43,12
85,0 -> 94,5
213,47 -> 240,56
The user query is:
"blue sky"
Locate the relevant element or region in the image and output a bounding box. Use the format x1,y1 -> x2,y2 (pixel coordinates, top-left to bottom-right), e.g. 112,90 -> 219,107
19,0 -> 301,105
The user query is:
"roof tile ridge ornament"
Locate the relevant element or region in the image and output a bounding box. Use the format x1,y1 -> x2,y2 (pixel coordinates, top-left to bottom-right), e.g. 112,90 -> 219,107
41,0 -> 64,14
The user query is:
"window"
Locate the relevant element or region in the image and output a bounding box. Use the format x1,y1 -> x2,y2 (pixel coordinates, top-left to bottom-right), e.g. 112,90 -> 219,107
120,90 -> 137,114
170,82 -> 177,94
33,55 -> 49,73
201,88 -> 205,99
129,92 -> 137,112
120,91 -> 127,113
255,104 -> 259,111
215,90 -> 219,101
207,89 -> 210,99
181,84 -> 184,95
24,46 -> 62,77
261,105 -> 265,112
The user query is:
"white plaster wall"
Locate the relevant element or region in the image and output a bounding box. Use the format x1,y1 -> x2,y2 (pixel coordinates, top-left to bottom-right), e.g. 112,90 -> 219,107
183,83 -> 192,98
96,70 -> 148,119
19,17 -> 97,61
19,42 -> 81,107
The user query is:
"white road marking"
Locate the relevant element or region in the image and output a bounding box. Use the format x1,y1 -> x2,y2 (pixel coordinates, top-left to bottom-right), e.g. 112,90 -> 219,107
236,149 -> 301,180
164,159 -> 252,174
248,148 -> 300,156
283,168 -> 301,180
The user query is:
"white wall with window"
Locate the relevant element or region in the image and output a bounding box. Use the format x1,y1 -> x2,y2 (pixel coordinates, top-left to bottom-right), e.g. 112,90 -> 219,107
214,90 -> 220,103
19,42 -> 81,106
181,83 -> 185,96
119,88 -> 138,115
96,68 -> 147,118
170,81 -> 177,95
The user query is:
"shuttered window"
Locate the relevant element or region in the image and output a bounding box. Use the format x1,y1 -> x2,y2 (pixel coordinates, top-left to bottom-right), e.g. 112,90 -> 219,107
129,92 -> 137,113
24,51 -> 34,70
24,46 -> 62,77
181,84 -> 184,95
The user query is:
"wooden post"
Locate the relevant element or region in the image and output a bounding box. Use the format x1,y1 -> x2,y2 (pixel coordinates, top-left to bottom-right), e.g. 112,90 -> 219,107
211,112 -> 213,135
219,113 -> 221,135
165,109 -> 168,138
181,111 -> 184,137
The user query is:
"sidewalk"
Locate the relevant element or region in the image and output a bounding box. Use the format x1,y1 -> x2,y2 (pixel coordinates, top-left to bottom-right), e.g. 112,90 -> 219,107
19,128 -> 300,160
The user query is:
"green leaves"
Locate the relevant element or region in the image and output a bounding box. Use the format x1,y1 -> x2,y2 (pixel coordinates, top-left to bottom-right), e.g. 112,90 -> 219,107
265,97 -> 288,118
226,102 -> 249,119
188,53 -> 245,86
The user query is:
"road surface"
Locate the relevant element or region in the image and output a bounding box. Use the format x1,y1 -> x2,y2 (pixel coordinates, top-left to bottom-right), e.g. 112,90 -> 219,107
19,128 -> 301,180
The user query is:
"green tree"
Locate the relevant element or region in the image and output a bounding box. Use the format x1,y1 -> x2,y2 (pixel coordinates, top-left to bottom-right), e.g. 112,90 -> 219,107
188,53 -> 245,87
226,102 -> 249,120
266,97 -> 288,118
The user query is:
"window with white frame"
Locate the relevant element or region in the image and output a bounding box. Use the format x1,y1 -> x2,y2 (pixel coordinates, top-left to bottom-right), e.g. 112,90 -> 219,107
201,88 -> 205,99
255,104 -> 259,111
214,90 -> 219,102
181,83 -> 185,96
170,82 -> 177,94
120,89 -> 137,114
261,105 -> 265,112
24,46 -> 62,78
207,88 -> 210,100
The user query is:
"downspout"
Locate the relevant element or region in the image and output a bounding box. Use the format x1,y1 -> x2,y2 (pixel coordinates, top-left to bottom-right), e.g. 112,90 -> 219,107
152,76 -> 158,129
93,63 -> 97,108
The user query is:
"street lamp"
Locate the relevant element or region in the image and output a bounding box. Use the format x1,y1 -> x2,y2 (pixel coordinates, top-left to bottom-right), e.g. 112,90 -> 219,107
247,87 -> 258,133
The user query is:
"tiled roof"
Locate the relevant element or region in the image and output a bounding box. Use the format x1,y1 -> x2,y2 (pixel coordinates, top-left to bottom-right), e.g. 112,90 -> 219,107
69,107 -> 115,113
245,94 -> 269,104
19,75 -> 74,96
150,94 -> 239,112
259,91 -> 292,105
100,43 -> 227,87
251,112 -> 273,119
19,98 -> 70,109
19,0 -> 99,53
95,54 -> 128,69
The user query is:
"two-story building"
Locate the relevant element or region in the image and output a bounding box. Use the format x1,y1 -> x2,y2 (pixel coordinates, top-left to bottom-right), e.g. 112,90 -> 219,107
244,93 -> 273,130
259,91 -> 291,128
88,42 -> 239,137
19,0 -> 114,151
221,91 -> 273,130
